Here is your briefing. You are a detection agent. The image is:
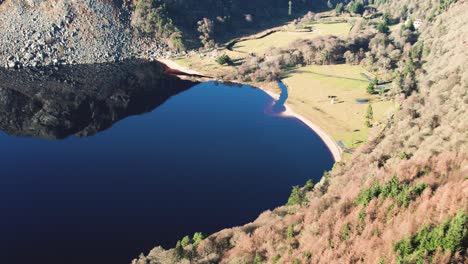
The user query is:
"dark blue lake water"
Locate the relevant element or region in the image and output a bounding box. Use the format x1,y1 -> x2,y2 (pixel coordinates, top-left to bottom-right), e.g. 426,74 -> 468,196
0,61 -> 333,264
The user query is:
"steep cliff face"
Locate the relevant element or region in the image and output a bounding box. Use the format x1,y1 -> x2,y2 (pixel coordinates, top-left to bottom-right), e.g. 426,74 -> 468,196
133,1 -> 467,263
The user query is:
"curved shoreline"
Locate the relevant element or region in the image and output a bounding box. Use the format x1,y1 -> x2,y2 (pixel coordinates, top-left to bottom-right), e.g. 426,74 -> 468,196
261,89 -> 342,162
158,58 -> 342,162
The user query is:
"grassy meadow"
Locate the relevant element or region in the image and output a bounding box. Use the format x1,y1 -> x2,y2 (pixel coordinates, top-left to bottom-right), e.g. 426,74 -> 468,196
232,23 -> 351,55
167,19 -> 396,155
282,64 -> 397,150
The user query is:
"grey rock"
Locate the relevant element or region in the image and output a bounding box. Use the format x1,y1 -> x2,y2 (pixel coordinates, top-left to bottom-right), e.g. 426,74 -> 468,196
24,53 -> 35,61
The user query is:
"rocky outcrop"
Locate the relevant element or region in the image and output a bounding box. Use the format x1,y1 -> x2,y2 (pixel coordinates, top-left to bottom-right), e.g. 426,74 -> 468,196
0,59 -> 195,139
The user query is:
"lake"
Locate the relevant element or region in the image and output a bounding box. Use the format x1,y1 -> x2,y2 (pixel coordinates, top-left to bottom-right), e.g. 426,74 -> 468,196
0,60 -> 334,264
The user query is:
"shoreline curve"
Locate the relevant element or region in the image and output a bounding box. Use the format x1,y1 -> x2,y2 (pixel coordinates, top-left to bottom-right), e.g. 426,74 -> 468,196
261,89 -> 342,162
157,58 -> 342,162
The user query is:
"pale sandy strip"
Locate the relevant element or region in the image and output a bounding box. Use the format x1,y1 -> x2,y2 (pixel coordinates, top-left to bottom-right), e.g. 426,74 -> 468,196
156,58 -> 201,75
157,58 -> 342,162
261,89 -> 342,162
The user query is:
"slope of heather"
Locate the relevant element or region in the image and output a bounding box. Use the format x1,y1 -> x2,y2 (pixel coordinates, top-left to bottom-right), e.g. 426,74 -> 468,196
133,1 -> 467,263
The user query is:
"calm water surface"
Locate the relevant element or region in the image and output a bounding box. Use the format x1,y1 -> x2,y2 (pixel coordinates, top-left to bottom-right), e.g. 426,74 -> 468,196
0,61 -> 333,264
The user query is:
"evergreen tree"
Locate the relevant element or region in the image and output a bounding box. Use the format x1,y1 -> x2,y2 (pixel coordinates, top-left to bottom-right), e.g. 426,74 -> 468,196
335,3 -> 344,14
174,240 -> 184,259
181,235 -> 191,247
367,78 -> 378,94
192,232 -> 204,247
287,186 -> 306,206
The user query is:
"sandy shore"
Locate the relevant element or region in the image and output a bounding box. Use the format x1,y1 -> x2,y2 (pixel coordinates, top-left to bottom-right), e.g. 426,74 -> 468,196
261,89 -> 342,162
158,58 -> 342,162
157,59 -> 202,76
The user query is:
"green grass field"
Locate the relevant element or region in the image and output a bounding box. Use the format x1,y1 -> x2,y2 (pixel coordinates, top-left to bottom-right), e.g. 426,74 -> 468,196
233,23 -> 351,55
282,64 -> 397,149
167,20 -> 396,154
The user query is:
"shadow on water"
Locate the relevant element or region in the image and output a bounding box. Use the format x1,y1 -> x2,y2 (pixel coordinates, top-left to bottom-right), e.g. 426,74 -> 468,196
0,63 -> 334,264
0,59 -> 196,139
271,80 -> 289,113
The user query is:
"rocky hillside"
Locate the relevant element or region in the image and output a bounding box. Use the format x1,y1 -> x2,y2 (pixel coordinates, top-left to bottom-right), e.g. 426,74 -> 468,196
0,0 -> 138,68
133,1 -> 467,263
0,0 -> 327,68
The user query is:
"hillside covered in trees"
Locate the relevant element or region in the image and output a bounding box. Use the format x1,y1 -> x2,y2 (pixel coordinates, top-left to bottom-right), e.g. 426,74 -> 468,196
133,0 -> 468,263
0,0 -> 465,263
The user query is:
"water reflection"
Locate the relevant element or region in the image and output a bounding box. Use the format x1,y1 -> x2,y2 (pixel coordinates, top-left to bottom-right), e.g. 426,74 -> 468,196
0,59 -> 195,139
271,80 -> 288,113
0,64 -> 334,264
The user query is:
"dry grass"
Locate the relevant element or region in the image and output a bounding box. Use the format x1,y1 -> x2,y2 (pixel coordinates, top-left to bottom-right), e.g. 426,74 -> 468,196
233,23 -> 351,55
282,64 -> 397,149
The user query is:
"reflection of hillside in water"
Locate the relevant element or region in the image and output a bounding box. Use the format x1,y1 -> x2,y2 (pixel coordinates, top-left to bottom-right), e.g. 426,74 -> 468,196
0,60 -> 196,139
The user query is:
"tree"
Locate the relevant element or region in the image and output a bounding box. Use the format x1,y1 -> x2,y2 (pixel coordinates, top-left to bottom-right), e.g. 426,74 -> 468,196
443,211 -> 467,253
131,0 -> 179,38
344,50 -> 355,64
377,21 -> 389,34
304,179 -> 315,192
382,12 -> 391,25
367,78 -> 378,94
216,54 -> 233,65
335,3 -> 344,14
174,240 -> 184,259
349,1 -> 364,15
288,1 -> 292,16
367,83 -> 375,94
197,18 -> 215,48
287,186 -> 306,206
365,104 -> 374,127
181,235 -> 191,247
192,232 -> 204,247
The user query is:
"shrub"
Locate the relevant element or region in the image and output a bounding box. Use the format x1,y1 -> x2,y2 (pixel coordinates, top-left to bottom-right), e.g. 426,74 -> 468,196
216,54 -> 233,65
340,223 -> 351,241
287,224 -> 295,240
253,252 -> 263,264
304,179 -> 315,192
398,152 -> 411,160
